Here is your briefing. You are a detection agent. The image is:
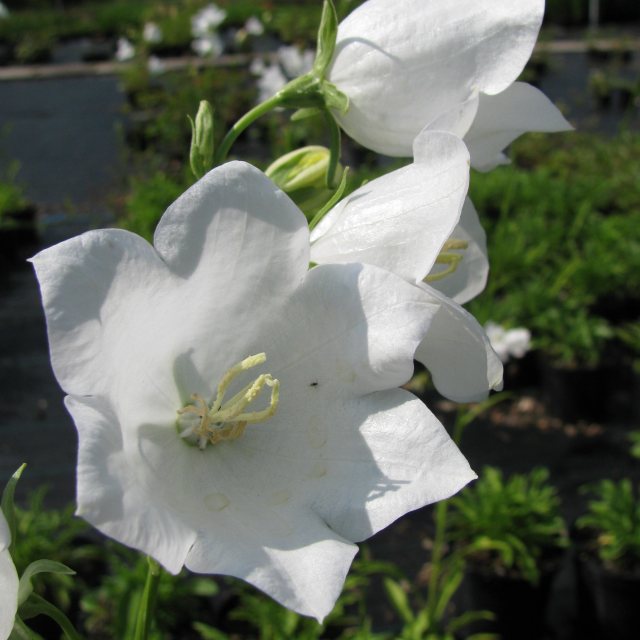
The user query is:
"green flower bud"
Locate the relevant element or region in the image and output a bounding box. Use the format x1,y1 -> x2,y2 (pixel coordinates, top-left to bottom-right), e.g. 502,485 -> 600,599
188,100 -> 214,180
266,146 -> 343,222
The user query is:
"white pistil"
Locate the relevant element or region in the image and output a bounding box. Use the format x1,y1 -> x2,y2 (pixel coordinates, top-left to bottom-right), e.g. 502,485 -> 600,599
178,353 -> 280,449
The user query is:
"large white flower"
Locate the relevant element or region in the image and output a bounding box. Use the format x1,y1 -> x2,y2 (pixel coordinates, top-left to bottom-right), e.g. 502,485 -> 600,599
31,162 -> 475,620
310,130 -> 502,402
0,510 -> 18,640
327,0 -> 571,168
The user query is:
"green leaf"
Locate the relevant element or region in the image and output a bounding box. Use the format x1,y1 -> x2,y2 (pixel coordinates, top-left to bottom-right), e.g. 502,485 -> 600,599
192,621 -> 230,640
18,560 -> 76,605
2,463 -> 26,554
19,594 -> 82,640
383,578 -> 414,624
322,80 -> 349,114
291,107 -> 323,121
313,0 -> 338,77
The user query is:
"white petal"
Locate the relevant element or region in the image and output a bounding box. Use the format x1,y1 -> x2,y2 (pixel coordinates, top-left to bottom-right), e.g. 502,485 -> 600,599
30,162 -> 309,408
427,198 -> 488,304
465,82 -> 573,171
186,513 -> 358,622
0,512 -> 18,640
306,389 -> 475,542
68,396 -> 197,574
414,284 -> 503,402
329,0 -> 544,156
311,131 -> 469,282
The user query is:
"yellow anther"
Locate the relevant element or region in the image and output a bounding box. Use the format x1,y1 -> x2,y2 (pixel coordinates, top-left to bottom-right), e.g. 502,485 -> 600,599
177,353 -> 280,450
424,238 -> 468,283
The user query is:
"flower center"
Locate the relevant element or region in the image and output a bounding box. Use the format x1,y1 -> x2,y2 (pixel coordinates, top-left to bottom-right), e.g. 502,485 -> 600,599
177,353 -> 280,450
424,238 -> 468,282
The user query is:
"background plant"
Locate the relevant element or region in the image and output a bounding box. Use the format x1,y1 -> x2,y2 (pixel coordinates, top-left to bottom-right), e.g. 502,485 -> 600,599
448,467 -> 568,584
577,479 -> 640,574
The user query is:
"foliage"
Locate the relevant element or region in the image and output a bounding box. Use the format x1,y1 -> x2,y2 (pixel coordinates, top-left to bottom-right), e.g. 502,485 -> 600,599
119,169 -> 192,241
577,479 -> 640,574
468,132 -> 640,367
0,180 -> 28,225
448,467 -> 567,584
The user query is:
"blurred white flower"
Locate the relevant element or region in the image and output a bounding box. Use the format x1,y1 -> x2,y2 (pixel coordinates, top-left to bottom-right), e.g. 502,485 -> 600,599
328,0 -> 571,168
143,21 -> 163,44
0,510 -> 18,640
0,3 -> 9,19
148,55 -> 166,75
192,33 -> 224,58
31,161 -> 474,620
191,3 -> 227,38
485,322 -> 532,363
244,16 -> 264,36
115,37 -> 135,62
311,130 -> 503,402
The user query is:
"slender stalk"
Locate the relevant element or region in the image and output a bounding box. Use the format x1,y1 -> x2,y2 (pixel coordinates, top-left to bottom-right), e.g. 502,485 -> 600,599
425,499 -> 449,627
323,110 -> 341,189
133,557 -> 162,640
214,93 -> 287,165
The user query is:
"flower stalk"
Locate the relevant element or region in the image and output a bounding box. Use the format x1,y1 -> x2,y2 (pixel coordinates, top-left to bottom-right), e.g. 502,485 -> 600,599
133,557 -> 162,640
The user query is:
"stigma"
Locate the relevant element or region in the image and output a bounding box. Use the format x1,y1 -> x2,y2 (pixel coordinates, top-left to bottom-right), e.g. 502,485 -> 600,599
177,353 -> 280,450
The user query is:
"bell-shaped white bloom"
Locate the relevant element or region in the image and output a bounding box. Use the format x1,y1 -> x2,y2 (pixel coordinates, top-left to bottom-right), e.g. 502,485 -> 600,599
143,21 -> 163,44
0,510 -> 18,640
31,162 -> 475,621
115,37 -> 135,62
192,33 -> 224,58
244,16 -> 264,37
310,131 -> 502,402
191,3 -> 227,38
327,0 -> 571,165
485,322 -> 532,363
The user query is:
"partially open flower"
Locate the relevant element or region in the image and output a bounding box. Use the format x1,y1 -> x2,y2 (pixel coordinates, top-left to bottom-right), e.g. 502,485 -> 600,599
0,509 -> 18,640
328,0 -> 571,168
31,162 -> 474,620
311,130 -> 502,402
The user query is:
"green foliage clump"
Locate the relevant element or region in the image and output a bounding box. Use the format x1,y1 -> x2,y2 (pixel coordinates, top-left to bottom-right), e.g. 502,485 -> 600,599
577,479 -> 640,574
120,170 -> 192,241
0,179 -> 27,222
468,132 -> 640,368
448,467 -> 568,584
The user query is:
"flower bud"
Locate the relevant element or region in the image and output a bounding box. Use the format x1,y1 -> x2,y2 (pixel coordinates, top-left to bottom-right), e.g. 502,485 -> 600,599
188,100 -> 214,179
266,146 -> 342,221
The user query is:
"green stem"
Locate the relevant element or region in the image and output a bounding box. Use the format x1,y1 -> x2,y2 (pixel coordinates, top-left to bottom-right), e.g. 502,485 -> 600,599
214,92 -> 287,165
133,557 -> 162,640
424,407 -> 467,627
425,499 -> 448,627
323,110 -> 341,189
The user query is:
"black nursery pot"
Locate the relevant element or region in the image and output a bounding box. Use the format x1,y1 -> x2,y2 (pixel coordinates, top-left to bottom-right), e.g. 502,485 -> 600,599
574,553 -> 640,640
0,205 -> 38,262
459,564 -> 559,640
539,359 -> 611,423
